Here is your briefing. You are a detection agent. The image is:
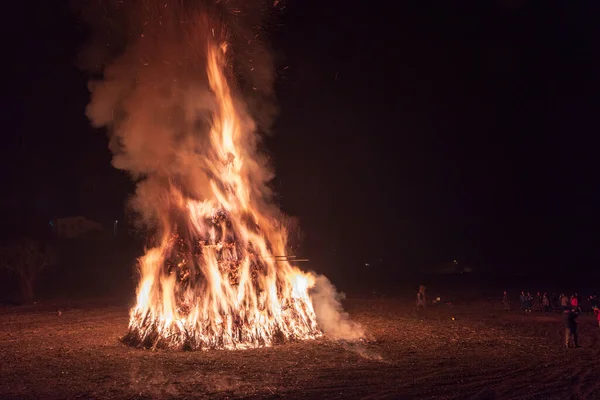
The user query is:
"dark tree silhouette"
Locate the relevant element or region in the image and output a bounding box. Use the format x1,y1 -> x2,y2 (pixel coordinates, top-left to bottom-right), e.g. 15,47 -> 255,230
0,238 -> 58,302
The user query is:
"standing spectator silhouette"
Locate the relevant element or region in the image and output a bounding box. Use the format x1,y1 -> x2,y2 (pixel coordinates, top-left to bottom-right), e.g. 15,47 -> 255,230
519,291 -> 526,311
416,285 -> 426,309
560,294 -> 569,311
563,308 -> 579,348
534,292 -> 542,312
571,294 -> 580,312
502,291 -> 511,311
542,293 -> 550,312
525,292 -> 533,312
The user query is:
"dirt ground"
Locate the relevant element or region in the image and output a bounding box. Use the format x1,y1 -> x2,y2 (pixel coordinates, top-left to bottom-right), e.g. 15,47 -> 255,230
0,298 -> 599,400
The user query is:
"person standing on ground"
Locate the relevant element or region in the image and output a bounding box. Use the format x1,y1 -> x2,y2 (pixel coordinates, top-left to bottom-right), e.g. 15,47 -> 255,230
502,291 -> 511,311
542,292 -> 550,312
416,285 -> 426,309
525,292 -> 533,312
519,291 -> 526,311
571,294 -> 579,312
593,306 -> 600,328
560,293 -> 569,311
550,293 -> 559,312
564,308 -> 580,348
534,292 -> 542,312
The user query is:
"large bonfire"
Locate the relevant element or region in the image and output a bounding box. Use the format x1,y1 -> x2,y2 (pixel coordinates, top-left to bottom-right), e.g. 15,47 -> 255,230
122,41 -> 322,350
83,1 -> 327,350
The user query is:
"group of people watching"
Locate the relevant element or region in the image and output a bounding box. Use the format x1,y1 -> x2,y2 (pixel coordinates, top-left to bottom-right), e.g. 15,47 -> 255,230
502,291 -> 598,315
502,290 -> 600,348
417,287 -> 598,348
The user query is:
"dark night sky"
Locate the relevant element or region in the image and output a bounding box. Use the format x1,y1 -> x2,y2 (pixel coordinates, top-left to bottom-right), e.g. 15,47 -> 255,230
9,0 -> 600,281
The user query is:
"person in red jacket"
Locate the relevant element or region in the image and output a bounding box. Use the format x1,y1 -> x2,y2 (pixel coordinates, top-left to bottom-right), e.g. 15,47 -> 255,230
593,306 -> 600,328
570,294 -> 579,312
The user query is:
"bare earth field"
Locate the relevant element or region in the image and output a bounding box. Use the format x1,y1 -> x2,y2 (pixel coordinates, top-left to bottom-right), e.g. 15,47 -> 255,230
1,298 -> 599,400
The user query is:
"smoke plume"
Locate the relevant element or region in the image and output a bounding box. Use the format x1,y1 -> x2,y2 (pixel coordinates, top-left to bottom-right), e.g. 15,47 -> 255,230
79,0 -> 363,344
311,275 -> 365,341
77,0 -> 276,230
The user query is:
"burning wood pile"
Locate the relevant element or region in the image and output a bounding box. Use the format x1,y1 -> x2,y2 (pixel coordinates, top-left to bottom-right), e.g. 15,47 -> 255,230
82,0 -> 361,351
114,37 -> 324,348
123,202 -> 321,350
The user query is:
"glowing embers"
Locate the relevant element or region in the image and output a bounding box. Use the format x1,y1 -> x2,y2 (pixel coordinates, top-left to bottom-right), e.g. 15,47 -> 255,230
123,232 -> 321,350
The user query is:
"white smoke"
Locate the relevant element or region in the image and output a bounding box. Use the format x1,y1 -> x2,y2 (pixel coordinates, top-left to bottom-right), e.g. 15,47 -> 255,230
310,275 -> 364,341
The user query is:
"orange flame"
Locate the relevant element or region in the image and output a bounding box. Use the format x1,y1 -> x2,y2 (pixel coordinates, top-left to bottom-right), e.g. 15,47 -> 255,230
125,39 -> 321,350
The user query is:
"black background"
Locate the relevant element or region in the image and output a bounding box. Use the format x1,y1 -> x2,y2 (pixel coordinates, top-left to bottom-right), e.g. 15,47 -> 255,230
8,0 -> 600,293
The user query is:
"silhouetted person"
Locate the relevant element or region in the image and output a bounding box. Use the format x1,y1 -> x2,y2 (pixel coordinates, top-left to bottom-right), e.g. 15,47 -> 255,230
525,292 -> 533,312
416,285 -> 426,309
551,292 -> 560,312
593,306 -> 600,328
560,293 -> 569,311
571,294 -> 580,313
502,291 -> 510,311
542,293 -> 550,313
534,292 -> 542,312
563,308 -> 579,348
519,291 -> 526,311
